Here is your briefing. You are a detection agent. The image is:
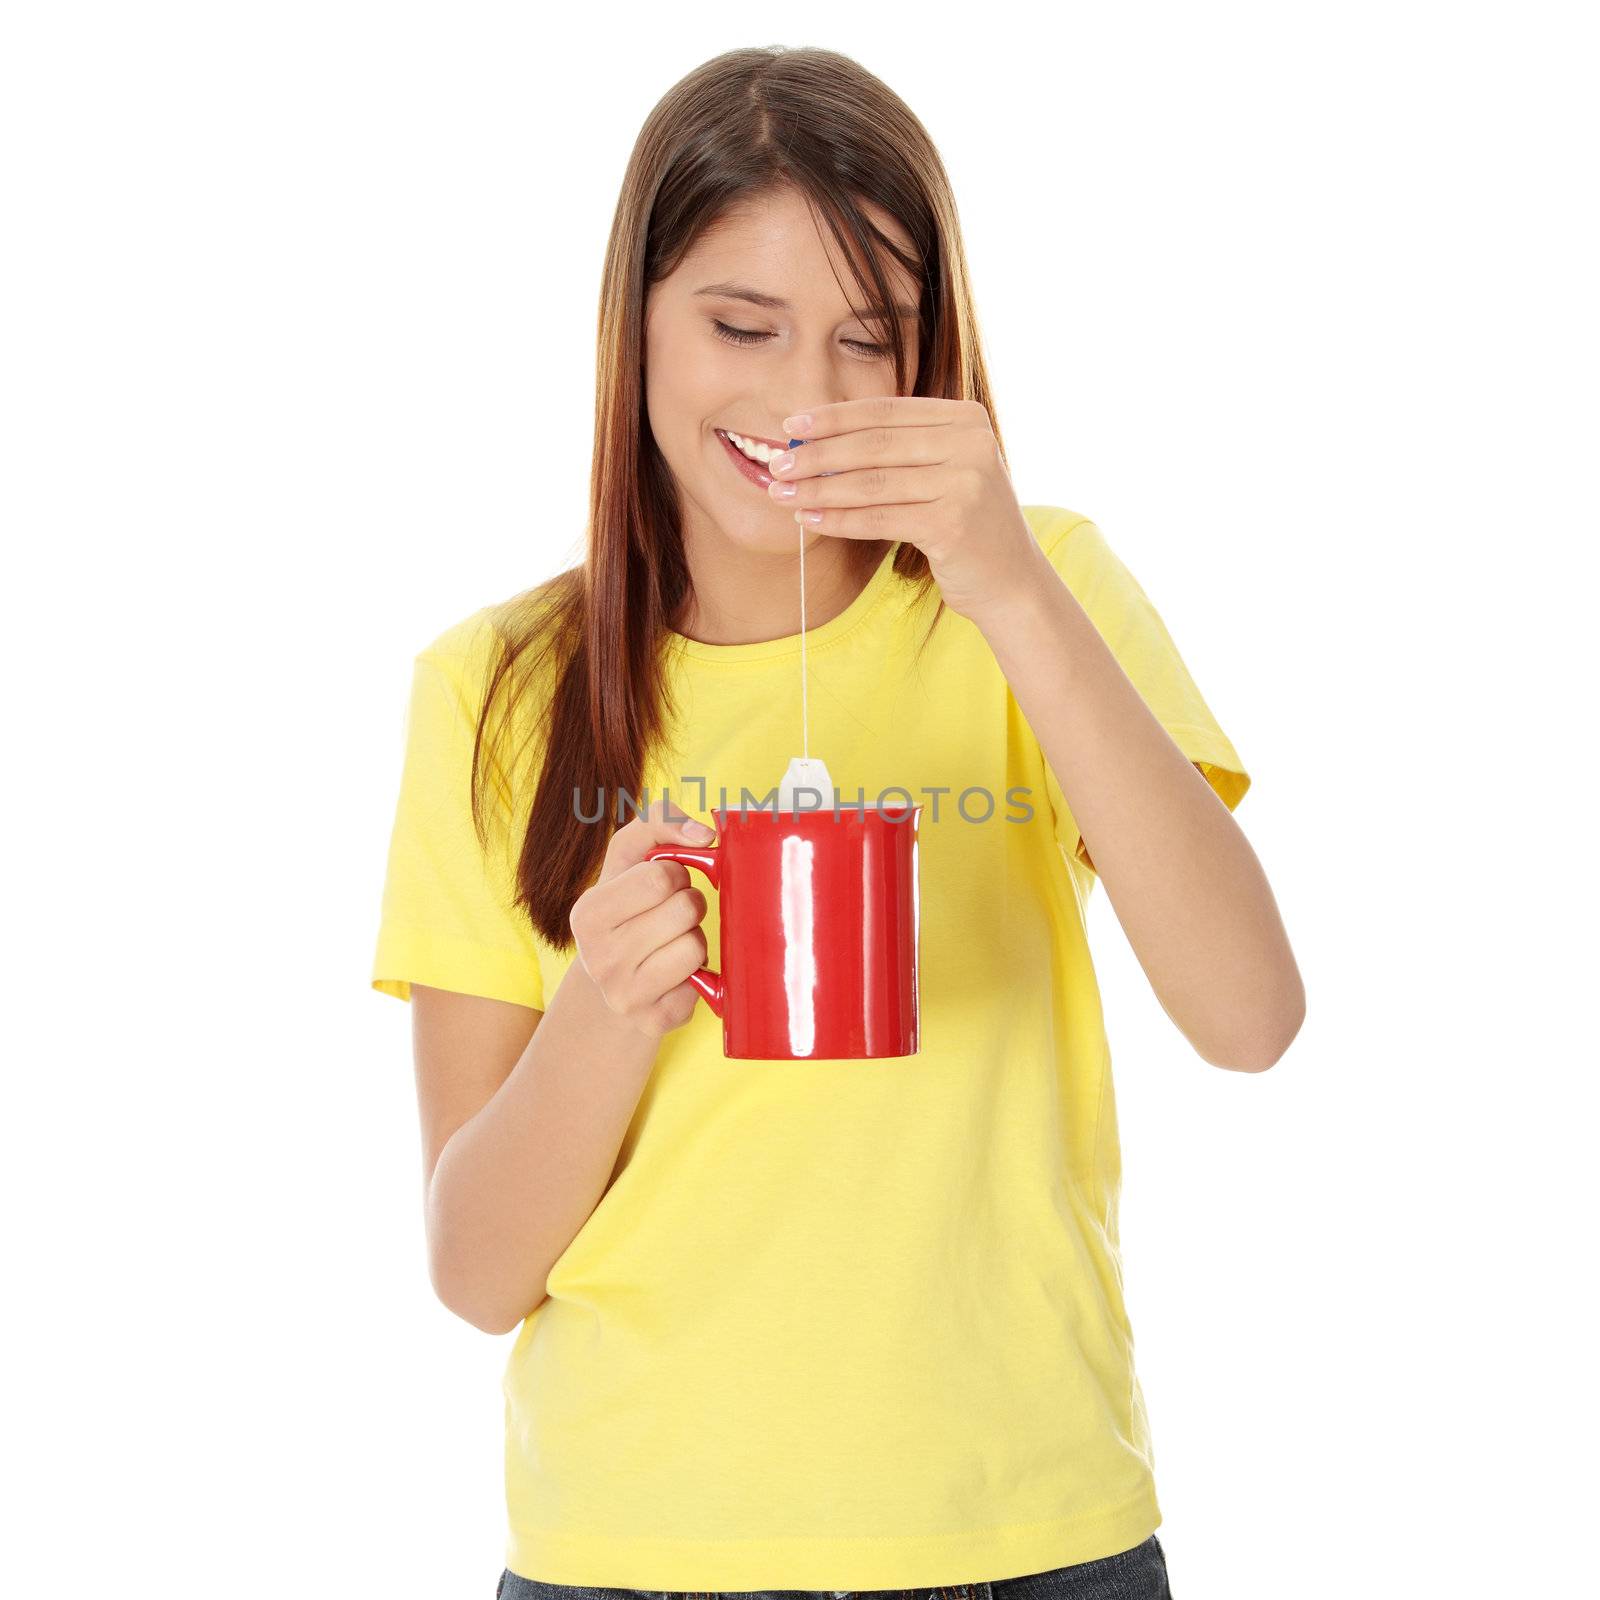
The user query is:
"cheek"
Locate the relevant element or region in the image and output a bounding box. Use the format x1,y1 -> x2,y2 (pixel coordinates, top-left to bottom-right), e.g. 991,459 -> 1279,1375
646,327 -> 719,416
641,357 -> 696,455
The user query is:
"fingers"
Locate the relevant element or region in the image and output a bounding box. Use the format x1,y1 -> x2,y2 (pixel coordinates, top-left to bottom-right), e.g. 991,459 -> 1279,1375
635,926 -> 712,1027
574,889 -> 710,1033
769,424 -> 946,482
609,796 -> 714,859
616,878 -> 708,972
773,464 -> 941,509
598,796 -> 715,885
568,793 -> 718,1036
596,854 -> 696,927
644,980 -> 702,1036
780,395 -> 955,441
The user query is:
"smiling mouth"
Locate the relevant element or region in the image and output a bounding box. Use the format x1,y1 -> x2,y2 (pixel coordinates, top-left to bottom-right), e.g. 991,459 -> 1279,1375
719,427 -> 790,451
714,426 -> 788,491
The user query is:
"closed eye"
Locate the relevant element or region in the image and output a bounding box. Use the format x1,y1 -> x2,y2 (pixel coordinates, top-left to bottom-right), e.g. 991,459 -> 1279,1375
711,320 -> 890,358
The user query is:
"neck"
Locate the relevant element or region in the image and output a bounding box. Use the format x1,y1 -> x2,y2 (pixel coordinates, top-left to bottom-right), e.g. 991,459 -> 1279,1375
672,527 -> 888,648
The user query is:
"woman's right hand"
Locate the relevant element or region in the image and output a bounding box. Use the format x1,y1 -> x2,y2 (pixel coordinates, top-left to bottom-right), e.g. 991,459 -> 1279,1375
568,799 -> 715,1038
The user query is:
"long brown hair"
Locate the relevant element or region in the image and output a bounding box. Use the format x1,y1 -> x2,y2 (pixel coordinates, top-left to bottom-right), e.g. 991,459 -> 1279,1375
471,45 -> 1010,951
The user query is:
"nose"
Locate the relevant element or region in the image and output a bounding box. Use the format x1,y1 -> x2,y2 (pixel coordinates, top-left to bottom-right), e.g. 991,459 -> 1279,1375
769,348 -> 844,433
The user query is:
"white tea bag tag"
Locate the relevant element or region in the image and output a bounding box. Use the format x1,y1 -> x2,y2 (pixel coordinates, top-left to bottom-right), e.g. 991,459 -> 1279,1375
777,756 -> 835,813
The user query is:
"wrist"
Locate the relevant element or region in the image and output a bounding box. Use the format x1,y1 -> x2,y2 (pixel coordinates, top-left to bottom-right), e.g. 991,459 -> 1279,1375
967,544 -> 1061,640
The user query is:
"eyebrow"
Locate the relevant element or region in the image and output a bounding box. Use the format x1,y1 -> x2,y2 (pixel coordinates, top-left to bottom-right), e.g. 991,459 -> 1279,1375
693,281 -> 920,322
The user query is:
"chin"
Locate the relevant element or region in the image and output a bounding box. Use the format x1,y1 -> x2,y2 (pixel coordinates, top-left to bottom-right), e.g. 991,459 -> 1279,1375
715,506 -> 803,554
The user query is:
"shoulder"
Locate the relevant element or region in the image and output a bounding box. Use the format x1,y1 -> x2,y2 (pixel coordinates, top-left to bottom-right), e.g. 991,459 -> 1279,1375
1018,508 -> 1173,632
1019,503 -> 1106,572
414,570 -> 575,690
412,576 -> 580,785
414,603 -> 506,689
1020,502 -> 1095,546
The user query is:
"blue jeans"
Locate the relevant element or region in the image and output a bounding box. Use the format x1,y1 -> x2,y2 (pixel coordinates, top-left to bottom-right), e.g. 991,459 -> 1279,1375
497,1536 -> 1173,1600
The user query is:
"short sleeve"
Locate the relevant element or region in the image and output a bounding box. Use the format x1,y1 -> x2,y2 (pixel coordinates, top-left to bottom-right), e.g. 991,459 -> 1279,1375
1035,512 -> 1252,875
370,616 -> 546,1010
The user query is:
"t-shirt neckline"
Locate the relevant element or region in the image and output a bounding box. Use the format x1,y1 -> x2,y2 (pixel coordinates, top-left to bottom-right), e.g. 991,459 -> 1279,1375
667,541 -> 902,665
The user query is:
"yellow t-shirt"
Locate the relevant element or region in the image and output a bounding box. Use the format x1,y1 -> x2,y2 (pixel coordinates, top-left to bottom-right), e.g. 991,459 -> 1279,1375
371,505 -> 1250,1591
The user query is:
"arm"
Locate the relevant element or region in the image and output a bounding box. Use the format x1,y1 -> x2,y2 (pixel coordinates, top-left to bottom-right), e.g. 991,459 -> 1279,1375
412,803 -> 712,1334
413,968 -> 658,1335
973,545 -> 1304,1073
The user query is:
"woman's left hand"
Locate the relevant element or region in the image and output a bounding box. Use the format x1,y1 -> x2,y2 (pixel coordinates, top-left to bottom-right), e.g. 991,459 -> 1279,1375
770,396 -> 1051,624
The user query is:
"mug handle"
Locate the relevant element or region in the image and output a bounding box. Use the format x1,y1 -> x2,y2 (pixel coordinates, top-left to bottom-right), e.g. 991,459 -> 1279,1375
643,843 -> 725,1017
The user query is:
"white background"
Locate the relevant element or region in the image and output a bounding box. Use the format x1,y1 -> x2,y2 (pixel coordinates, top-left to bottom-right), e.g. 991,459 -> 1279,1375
5,4 -> 1595,1596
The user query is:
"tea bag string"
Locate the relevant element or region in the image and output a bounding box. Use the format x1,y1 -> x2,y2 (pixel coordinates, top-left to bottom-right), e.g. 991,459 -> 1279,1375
798,506 -> 810,761
791,435 -> 812,761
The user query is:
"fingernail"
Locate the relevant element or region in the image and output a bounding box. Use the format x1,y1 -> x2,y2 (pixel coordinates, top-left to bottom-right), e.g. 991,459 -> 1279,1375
769,451 -> 794,474
782,414 -> 812,435
684,820 -> 714,842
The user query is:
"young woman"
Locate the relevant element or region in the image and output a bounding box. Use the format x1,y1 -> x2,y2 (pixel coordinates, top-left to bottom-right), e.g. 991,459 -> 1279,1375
372,45 -> 1303,1600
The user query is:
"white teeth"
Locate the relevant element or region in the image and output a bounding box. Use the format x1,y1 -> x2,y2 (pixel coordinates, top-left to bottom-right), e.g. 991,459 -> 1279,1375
723,429 -> 779,464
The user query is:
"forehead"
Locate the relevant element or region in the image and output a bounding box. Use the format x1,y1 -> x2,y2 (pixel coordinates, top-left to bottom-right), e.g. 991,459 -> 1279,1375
671,187 -> 921,313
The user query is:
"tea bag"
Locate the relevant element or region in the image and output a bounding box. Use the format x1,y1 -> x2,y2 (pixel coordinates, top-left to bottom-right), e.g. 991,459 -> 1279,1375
777,755 -> 835,812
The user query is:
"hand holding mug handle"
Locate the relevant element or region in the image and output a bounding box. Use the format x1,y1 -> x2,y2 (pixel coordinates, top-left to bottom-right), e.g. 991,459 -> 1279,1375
644,843 -> 725,1017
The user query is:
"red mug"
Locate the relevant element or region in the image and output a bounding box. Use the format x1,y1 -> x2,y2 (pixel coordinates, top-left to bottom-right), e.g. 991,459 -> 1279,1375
645,802 -> 922,1060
